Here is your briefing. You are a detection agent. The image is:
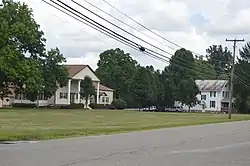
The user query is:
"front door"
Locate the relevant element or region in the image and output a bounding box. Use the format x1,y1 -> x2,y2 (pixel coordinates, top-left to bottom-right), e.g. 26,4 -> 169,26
70,93 -> 75,103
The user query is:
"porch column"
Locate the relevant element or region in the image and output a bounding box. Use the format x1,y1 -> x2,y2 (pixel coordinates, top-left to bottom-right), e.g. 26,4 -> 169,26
77,80 -> 81,103
67,79 -> 71,105
96,82 -> 100,104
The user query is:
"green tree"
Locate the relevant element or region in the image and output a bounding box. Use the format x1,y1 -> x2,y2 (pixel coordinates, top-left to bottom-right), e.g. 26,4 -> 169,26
0,0 -> 68,102
234,42 -> 250,113
206,45 -> 232,77
131,66 -> 154,109
177,78 -> 199,111
80,76 -> 96,108
95,48 -> 138,106
157,67 -> 174,107
194,59 -> 217,80
167,48 -> 198,105
41,48 -> 68,99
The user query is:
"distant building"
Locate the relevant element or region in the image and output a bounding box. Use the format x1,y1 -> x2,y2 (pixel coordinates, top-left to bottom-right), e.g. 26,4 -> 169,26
0,65 -> 114,108
175,80 -> 232,112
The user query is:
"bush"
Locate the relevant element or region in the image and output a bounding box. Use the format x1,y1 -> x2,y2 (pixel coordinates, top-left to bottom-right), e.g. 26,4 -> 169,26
111,99 -> 127,110
60,103 -> 85,109
12,103 -> 37,108
89,103 -> 110,109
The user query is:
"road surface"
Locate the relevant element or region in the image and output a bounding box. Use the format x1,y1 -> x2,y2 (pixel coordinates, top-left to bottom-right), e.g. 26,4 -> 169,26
1,121 -> 250,166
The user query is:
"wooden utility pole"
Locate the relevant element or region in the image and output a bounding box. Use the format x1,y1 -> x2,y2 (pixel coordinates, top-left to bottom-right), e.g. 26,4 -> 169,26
226,39 -> 244,119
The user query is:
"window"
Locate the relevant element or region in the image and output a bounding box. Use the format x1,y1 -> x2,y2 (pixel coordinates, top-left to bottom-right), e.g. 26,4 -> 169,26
201,95 -> 206,100
102,96 -> 105,103
222,91 -> 225,97
106,97 -> 109,103
210,101 -> 216,108
226,92 -> 229,98
60,93 -> 68,99
210,92 -> 216,97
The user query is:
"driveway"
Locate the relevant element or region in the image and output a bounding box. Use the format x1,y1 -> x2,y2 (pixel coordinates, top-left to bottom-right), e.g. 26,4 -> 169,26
1,121 -> 250,166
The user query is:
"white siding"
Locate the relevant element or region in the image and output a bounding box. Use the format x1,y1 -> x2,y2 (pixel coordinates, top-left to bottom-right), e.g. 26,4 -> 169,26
55,80 -> 78,105
176,90 -> 229,112
72,67 -> 100,82
99,90 -> 114,105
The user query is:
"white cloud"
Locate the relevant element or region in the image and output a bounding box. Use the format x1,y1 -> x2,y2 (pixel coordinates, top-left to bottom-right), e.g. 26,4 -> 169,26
19,0 -> 250,70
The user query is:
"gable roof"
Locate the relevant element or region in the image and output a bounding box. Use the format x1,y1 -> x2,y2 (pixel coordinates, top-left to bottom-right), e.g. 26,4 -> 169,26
65,65 -> 88,78
93,82 -> 114,92
195,80 -> 228,92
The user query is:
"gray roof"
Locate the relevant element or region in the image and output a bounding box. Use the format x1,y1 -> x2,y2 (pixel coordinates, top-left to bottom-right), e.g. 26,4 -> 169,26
195,80 -> 228,92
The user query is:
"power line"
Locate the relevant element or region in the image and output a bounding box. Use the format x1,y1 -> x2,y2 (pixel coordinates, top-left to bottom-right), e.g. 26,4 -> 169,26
101,0 -> 235,64
71,0 -> 174,57
101,0 -> 203,57
79,0 -> 175,50
43,0 -> 249,85
68,0 -> 227,76
42,1 -> 214,79
49,0 -> 197,71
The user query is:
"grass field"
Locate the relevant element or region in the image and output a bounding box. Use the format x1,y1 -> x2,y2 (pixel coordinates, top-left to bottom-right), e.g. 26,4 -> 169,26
0,109 -> 250,141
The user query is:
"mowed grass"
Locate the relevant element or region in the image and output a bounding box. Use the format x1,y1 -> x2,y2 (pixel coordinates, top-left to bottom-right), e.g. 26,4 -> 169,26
0,109 -> 250,141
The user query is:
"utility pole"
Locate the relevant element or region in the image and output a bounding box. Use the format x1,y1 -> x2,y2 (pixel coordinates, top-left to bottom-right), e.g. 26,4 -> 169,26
226,39 -> 244,119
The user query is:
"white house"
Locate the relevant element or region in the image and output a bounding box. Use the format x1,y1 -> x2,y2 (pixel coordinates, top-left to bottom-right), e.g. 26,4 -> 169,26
175,80 -> 231,112
0,65 -> 114,108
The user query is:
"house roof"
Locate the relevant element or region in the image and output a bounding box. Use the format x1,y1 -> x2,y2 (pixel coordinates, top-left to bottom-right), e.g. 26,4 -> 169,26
65,64 -> 114,92
93,82 -> 114,92
65,65 -> 88,78
195,80 -> 228,92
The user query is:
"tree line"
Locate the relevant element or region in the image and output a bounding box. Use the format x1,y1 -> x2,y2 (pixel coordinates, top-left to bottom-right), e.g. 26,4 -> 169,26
95,45 -> 250,113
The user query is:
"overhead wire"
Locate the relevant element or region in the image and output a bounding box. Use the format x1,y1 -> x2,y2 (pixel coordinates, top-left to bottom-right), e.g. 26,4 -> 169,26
69,0 -> 229,76
42,0 -> 249,87
101,0 -> 202,56
41,0 -> 170,64
101,0 -> 237,64
80,0 -> 175,50
44,0 -> 222,78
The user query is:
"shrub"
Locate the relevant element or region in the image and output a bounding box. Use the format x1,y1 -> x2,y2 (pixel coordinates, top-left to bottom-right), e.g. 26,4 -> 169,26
12,103 -> 37,108
60,103 -> 85,109
89,103 -> 110,109
111,99 -> 127,110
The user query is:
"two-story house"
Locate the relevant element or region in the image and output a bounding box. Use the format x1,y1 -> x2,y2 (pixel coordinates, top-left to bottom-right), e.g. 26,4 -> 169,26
0,65 -> 114,108
175,80 -> 231,112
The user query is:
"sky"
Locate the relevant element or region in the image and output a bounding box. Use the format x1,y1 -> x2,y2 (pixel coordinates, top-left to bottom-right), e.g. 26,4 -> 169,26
16,0 -> 250,70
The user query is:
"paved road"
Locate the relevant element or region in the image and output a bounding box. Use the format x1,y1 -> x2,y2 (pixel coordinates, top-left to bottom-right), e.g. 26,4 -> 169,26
1,121 -> 250,166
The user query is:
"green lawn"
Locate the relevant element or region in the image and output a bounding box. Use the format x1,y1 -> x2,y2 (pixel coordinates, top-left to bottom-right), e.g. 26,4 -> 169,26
0,109 -> 250,141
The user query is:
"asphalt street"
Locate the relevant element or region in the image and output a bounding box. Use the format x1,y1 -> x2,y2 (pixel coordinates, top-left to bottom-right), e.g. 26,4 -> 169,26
1,120 -> 250,166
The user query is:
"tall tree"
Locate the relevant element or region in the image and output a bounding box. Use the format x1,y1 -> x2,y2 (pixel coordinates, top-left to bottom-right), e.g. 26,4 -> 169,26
158,67 -> 174,107
0,0 -> 68,101
80,76 -> 96,108
177,78 -> 199,111
131,66 -> 154,109
194,59 -> 217,80
167,48 -> 198,104
234,42 -> 250,113
95,48 -> 138,106
41,48 -> 68,99
206,45 -> 232,77
0,0 -> 45,99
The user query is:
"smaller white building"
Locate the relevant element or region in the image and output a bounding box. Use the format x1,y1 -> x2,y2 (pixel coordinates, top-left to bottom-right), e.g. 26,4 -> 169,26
0,65 -> 114,108
175,80 -> 231,112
